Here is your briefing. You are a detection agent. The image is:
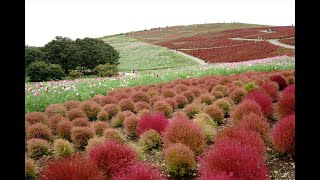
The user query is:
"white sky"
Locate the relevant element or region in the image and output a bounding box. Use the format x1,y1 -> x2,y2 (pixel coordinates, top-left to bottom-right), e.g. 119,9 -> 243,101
25,0 -> 295,47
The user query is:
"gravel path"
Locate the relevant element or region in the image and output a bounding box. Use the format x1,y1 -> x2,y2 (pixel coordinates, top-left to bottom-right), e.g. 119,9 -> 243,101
170,49 -> 207,65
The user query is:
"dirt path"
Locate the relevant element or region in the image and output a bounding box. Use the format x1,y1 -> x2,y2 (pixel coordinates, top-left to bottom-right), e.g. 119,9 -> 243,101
170,49 -> 207,65
229,37 -> 295,49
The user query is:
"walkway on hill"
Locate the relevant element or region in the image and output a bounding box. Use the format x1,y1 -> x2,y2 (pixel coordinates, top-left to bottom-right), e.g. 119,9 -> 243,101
170,49 -> 207,65
229,37 -> 295,49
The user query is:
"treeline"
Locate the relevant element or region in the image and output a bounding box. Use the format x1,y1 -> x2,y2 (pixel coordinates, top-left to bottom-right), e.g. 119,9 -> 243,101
25,36 -> 119,82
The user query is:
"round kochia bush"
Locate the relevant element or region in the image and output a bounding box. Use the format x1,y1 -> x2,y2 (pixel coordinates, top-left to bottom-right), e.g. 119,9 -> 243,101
25,158 -> 37,180
134,101 -> 151,112
71,126 -> 95,149
199,139 -> 269,180
272,114 -> 295,155
203,105 -> 224,125
270,74 -> 288,90
259,82 -> 279,101
131,91 -> 150,103
79,100 -> 101,121
88,141 -> 138,179
230,87 -> 247,104
53,138 -> 74,158
163,115 -> 206,155
56,120 -> 73,140
231,99 -> 263,125
25,112 -> 48,125
183,103 -> 201,119
67,108 -> 87,121
213,99 -> 232,116
139,129 -> 162,151
244,90 -> 274,117
153,100 -> 173,117
103,104 -> 121,120
37,154 -> 104,180
91,121 -> 109,136
27,138 -> 49,158
48,114 -> 67,135
103,128 -> 127,144
118,98 -> 135,112
97,110 -> 108,121
174,94 -> 189,108
72,117 -> 90,127
136,112 -> 169,136
124,115 -> 139,137
63,100 -> 81,111
164,143 -> 196,177
45,104 -> 67,117
277,84 -> 295,118
111,162 -> 165,180
215,126 -> 266,156
26,122 -> 52,141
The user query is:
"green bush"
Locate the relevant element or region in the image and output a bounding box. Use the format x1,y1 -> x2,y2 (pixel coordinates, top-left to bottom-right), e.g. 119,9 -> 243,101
48,64 -> 65,80
26,61 -> 66,82
53,138 -> 74,158
25,158 -> 37,180
68,70 -> 83,79
94,63 -> 118,77
139,129 -> 162,151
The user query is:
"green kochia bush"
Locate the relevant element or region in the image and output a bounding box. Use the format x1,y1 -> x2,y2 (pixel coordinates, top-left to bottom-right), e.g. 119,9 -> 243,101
25,158 -> 37,180
139,129 -> 162,151
53,138 -> 74,158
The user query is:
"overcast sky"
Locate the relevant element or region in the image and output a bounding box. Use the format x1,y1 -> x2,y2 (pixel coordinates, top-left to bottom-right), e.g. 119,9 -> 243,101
25,0 -> 295,47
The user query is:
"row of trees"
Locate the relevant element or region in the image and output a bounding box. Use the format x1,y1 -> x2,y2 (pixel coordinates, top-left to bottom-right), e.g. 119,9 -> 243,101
25,36 -> 120,81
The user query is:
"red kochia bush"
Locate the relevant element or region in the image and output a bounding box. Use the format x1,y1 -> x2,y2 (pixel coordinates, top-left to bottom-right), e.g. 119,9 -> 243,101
118,98 -> 135,112
26,122 -> 52,141
153,100 -> 173,117
136,112 -> 169,136
72,117 -> 90,127
79,100 -> 102,121
57,120 -> 73,140
37,154 -> 104,180
199,140 -> 269,180
124,116 -> 139,137
244,90 -> 274,117
215,126 -> 266,156
277,85 -> 295,118
134,101 -> 151,112
182,90 -> 196,103
131,91 -> 150,103
103,104 -> 121,120
67,108 -> 87,121
231,99 -> 263,125
25,112 -> 48,125
163,116 -> 206,155
48,114 -> 67,135
63,100 -> 81,111
271,114 -> 295,155
174,94 -> 189,108
71,127 -> 94,149
45,104 -> 67,117
111,162 -> 165,180
259,82 -> 279,101
88,141 -> 138,179
162,88 -> 176,98
270,74 -> 288,90
199,171 -> 237,180
100,96 -> 117,106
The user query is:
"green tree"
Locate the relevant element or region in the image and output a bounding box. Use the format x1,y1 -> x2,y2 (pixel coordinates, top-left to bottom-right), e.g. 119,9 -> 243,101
42,36 -> 80,74
25,45 -> 44,68
26,61 -> 65,82
75,38 -> 119,71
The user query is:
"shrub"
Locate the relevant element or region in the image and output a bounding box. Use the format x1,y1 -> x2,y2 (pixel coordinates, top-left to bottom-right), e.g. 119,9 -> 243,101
139,129 -> 162,151
100,96 -> 117,106
97,110 -> 108,121
111,112 -> 125,127
71,127 -> 94,149
174,94 -> 189,108
53,138 -> 74,158
27,138 -> 49,158
163,97 -> 178,110
94,63 -> 118,77
172,111 -> 189,120
203,105 -> 224,125
103,104 -> 121,120
48,114 -> 67,135
244,82 -> 258,92
210,90 -> 224,99
118,98 -> 135,112
67,108 -> 87,120
72,117 -> 90,127
215,126 -> 266,156
162,88 -> 176,98
183,103 -> 201,119
237,112 -> 271,144
88,141 -> 138,179
56,120 -> 73,140
103,128 -> 127,143
128,142 -> 145,160
136,112 -> 169,136
189,86 -> 203,97
213,99 -> 232,116
153,100 -> 173,117
194,113 -> 218,128
244,90 -> 274,117
124,115 -> 139,137
277,84 -> 295,118
146,89 -> 161,97
86,137 -> 106,152
134,101 -> 151,112
182,90 -> 195,103
131,91 -> 150,103
199,140 -> 269,180
26,122 -> 52,141
26,61 -> 64,82
174,84 -> 188,93
287,75 -> 295,85
91,121 -> 109,136
230,88 -> 247,104
199,171 -> 237,180
259,82 -> 279,101
212,85 -> 227,96
150,96 -> 162,106
79,100 -> 101,121
45,104 -> 67,117
25,112 -> 48,125
231,99 -> 263,125
199,93 -> 216,105
164,143 -> 196,177
193,117 -> 217,143
270,74 -> 288,90
68,70 -> 83,79
48,63 -> 65,80
163,116 -> 206,155
272,114 -> 295,155
233,80 -> 244,86
111,162 -> 164,180
37,154 -> 104,180
25,158 -> 37,180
